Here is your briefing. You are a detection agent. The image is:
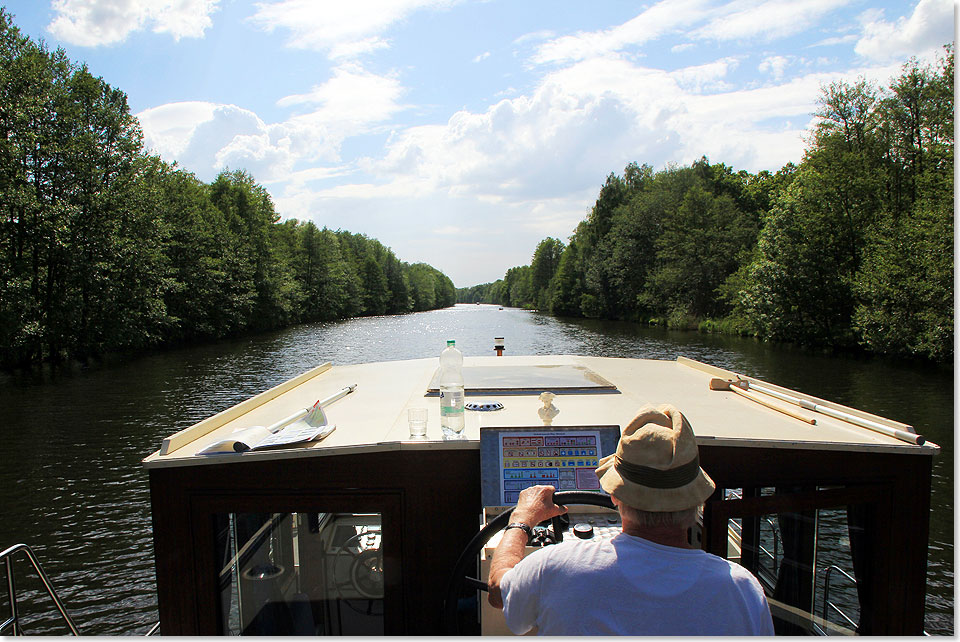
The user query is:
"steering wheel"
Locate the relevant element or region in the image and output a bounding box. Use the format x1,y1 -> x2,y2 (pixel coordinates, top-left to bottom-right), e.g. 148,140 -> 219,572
441,490 -> 615,634
334,528 -> 384,602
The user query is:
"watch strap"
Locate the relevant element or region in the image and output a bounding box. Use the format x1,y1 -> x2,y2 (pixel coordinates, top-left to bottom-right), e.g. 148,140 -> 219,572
505,522 -> 532,537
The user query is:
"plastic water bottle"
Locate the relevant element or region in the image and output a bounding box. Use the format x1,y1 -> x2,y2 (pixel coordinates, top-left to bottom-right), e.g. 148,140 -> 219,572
439,340 -> 465,437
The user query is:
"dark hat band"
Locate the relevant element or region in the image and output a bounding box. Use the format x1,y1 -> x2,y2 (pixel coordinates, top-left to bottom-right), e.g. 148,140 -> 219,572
614,454 -> 701,489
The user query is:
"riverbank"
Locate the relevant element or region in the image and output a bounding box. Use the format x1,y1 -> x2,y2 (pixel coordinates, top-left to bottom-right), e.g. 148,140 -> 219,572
1,301 -> 460,377
473,303 -> 954,369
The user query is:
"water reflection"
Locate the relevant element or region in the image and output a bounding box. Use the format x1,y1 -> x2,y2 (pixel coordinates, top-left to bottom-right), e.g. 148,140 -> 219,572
0,304 -> 952,634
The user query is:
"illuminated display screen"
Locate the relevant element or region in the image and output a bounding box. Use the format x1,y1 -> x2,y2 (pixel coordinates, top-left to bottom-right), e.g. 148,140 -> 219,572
480,426 -> 620,507
498,431 -> 602,503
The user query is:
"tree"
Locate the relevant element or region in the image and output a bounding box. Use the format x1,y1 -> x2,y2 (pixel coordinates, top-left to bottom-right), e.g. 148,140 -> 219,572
734,177 -> 853,345
361,255 -> 389,315
646,184 -> 756,321
853,201 -> 953,361
851,48 -> 954,360
548,240 -> 583,317
530,237 -> 564,310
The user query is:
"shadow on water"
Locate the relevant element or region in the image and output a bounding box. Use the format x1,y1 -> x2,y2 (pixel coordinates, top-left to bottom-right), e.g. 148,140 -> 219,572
0,304 -> 952,634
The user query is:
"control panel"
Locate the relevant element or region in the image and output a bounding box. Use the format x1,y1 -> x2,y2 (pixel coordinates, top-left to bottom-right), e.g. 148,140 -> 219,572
498,431 -> 602,503
480,425 -> 621,509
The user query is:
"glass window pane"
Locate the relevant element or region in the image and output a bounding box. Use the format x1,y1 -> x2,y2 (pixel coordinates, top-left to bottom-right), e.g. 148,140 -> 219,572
717,488 -> 863,635
216,512 -> 383,635
814,507 -> 860,634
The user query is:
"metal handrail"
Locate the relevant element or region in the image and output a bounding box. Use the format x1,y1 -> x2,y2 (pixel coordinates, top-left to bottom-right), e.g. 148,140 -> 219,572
0,543 -> 80,635
822,565 -> 858,630
763,518 -> 780,574
728,516 -> 781,573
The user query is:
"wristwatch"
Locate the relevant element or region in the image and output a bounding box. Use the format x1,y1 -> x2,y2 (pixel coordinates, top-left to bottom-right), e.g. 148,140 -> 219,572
505,522 -> 532,537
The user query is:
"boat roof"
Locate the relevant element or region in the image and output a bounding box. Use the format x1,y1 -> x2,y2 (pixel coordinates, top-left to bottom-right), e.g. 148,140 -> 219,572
142,355 -> 939,469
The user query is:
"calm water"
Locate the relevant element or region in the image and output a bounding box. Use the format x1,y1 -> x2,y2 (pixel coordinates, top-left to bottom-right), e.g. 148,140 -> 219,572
0,304 -> 953,635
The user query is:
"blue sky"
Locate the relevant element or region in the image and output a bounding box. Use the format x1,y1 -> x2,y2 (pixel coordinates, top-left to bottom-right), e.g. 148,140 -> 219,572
5,0 -> 955,287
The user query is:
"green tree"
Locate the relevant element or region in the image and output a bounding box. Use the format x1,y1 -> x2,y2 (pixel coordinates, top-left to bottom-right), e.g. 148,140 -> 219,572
734,177 -> 853,344
209,169 -> 289,330
361,255 -> 389,315
851,48 -> 954,360
853,201 -> 953,361
646,184 -> 756,321
530,237 -> 564,310
548,240 -> 584,317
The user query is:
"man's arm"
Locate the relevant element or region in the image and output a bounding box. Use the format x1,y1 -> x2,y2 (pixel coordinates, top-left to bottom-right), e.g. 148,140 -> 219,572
487,485 -> 567,609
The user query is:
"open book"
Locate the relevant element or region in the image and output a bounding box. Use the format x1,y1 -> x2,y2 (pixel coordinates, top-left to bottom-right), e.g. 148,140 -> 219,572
198,400 -> 336,455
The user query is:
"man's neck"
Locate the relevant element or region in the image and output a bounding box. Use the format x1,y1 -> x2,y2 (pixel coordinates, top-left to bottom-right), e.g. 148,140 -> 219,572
622,522 -> 692,549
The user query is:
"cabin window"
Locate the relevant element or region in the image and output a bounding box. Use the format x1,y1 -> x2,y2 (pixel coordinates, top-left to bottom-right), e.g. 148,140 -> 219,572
717,487 -> 867,636
215,512 -> 383,635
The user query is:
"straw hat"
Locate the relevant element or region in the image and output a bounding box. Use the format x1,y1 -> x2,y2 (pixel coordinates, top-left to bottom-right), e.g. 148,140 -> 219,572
595,404 -> 715,512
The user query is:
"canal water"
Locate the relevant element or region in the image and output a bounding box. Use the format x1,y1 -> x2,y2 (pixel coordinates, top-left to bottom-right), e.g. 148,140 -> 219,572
0,304 -> 952,635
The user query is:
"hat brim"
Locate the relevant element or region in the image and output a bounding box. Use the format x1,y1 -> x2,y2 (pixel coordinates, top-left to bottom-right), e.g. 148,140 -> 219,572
596,453 -> 716,512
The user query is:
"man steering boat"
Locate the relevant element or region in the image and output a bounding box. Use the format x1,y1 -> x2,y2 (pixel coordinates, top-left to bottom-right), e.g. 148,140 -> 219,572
487,404 -> 775,636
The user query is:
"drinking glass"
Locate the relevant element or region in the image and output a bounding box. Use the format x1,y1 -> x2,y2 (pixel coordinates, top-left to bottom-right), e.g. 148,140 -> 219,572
408,408 -> 428,438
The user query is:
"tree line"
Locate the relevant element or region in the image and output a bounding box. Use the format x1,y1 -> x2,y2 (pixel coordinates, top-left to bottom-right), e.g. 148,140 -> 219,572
459,48 -> 953,363
0,11 -> 455,369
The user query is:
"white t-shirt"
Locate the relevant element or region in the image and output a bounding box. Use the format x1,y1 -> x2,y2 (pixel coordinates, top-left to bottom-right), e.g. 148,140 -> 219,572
501,532 -> 775,636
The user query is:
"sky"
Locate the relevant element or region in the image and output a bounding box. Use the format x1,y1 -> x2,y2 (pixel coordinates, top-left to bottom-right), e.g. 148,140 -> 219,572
5,0 -> 955,288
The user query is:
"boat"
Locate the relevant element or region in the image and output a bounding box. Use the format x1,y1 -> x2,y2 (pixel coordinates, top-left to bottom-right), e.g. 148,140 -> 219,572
138,353 -> 938,635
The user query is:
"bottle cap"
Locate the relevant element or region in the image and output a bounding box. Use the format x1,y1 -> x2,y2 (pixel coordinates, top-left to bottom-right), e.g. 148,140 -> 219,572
447,340 -> 455,346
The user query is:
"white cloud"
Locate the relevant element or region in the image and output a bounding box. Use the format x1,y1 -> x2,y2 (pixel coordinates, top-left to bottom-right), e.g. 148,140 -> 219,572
137,101 -> 218,159
531,0 -> 709,64
854,0 -> 955,63
373,60 -> 674,201
529,0 -> 855,65
250,0 -> 457,57
672,56 -> 741,92
473,51 -> 491,63
810,34 -> 858,47
137,101 -> 305,180
277,64 -> 406,126
137,64 -> 406,182
514,30 -> 555,45
47,0 -> 220,46
370,55 -> 788,208
758,55 -> 790,80
692,0 -> 852,42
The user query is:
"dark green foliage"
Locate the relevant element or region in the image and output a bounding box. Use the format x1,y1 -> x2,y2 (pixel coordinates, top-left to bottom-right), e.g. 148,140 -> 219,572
734,176 -> 855,345
456,280 -> 502,304
852,201 -> 953,361
0,10 -> 454,368
548,240 -> 583,316
735,48 -> 954,360
468,47 -> 952,362
529,237 -> 564,310
408,262 -> 455,311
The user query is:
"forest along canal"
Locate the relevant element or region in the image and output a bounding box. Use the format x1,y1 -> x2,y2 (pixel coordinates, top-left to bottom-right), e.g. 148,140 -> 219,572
0,304 -> 952,635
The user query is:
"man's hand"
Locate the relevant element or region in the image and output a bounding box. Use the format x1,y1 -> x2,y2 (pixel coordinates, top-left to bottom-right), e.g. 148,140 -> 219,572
487,485 -> 567,609
511,485 -> 568,526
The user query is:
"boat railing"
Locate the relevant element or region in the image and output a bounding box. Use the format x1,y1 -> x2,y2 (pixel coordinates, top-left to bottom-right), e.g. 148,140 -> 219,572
0,543 -> 80,636
727,515 -> 782,574
820,565 -> 858,632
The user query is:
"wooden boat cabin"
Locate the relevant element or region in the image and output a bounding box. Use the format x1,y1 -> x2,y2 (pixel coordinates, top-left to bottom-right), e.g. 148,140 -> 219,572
142,355 -> 938,635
